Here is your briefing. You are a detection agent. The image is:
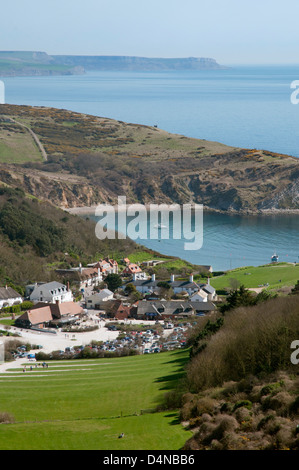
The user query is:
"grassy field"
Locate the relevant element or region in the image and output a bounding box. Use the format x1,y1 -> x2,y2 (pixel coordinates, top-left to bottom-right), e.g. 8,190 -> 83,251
0,127 -> 42,163
211,262 -> 299,291
0,350 -> 192,450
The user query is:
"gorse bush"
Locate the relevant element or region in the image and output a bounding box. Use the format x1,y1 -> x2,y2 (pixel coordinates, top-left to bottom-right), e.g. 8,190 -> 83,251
186,295 -> 299,392
182,370 -> 299,450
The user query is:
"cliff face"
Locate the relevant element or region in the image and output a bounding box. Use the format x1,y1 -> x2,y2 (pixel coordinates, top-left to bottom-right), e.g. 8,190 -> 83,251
0,104 -> 298,214
52,55 -> 227,71
0,51 -> 226,76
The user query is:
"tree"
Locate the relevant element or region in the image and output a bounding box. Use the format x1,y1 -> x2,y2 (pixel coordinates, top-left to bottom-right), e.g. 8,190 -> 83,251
221,285 -> 254,313
124,283 -> 136,295
104,273 -> 123,292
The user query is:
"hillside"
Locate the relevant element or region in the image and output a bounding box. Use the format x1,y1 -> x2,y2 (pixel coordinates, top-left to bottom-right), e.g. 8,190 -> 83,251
0,51 -> 226,76
0,104 -> 299,214
0,186 -> 139,287
160,293 -> 299,450
0,51 -> 84,77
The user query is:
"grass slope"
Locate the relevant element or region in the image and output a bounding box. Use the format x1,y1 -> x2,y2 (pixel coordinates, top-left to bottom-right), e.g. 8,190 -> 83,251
0,350 -> 192,450
211,263 -> 299,292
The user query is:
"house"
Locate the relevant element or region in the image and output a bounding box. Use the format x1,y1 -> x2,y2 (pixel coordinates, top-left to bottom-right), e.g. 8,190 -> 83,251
0,286 -> 23,309
15,301 -> 83,329
136,300 -> 216,320
132,274 -> 201,296
55,265 -> 103,290
105,299 -> 133,320
122,263 -> 142,276
190,289 -> 209,302
132,273 -> 217,299
201,279 -> 217,301
30,281 -> 73,304
85,289 -> 114,309
88,258 -> 118,275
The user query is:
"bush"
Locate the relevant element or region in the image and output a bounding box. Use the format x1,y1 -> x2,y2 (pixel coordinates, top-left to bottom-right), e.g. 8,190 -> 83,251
233,400 -> 253,412
0,412 -> 15,423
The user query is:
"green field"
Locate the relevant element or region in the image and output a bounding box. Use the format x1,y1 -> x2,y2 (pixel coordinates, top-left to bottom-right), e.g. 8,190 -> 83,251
0,126 -> 42,163
0,350 -> 192,450
211,262 -> 299,291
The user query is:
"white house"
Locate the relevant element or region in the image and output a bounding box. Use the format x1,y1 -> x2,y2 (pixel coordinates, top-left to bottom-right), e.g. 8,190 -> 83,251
0,286 -> 23,309
190,289 -> 209,302
201,279 -> 217,301
132,274 -> 201,296
30,281 -> 73,304
132,272 -> 148,281
85,289 -> 114,309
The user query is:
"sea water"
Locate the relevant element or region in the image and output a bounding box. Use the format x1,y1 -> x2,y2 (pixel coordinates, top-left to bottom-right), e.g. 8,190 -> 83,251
2,66 -> 299,270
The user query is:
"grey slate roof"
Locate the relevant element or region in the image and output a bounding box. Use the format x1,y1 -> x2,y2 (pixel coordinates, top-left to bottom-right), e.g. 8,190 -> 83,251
136,300 -> 216,317
132,279 -> 200,289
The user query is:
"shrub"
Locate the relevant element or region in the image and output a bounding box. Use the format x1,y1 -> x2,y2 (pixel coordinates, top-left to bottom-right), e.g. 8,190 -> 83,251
0,412 -> 15,423
233,400 -> 253,412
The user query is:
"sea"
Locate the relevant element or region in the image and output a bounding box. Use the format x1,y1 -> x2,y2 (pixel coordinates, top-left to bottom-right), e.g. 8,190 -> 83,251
2,65 -> 299,271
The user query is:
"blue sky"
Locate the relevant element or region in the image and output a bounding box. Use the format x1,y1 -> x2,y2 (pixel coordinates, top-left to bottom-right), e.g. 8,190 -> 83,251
1,0 -> 298,64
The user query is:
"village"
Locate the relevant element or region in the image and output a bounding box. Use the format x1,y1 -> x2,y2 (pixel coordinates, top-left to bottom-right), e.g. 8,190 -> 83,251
0,256 -> 218,366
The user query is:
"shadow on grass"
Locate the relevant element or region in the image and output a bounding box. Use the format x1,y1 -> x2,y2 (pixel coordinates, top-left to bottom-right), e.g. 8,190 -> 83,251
154,349 -> 190,391
164,412 -> 181,426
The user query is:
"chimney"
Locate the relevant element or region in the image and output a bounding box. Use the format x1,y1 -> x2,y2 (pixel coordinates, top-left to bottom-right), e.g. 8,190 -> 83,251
207,276 -> 210,285
133,273 -> 137,281
170,274 -> 175,283
151,274 -> 156,282
56,299 -> 60,305
189,274 -> 194,283
79,263 -> 82,273
67,281 -> 70,291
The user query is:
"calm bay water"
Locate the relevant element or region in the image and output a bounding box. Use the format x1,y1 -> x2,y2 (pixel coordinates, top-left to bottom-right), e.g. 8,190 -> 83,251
88,211 -> 299,272
2,66 -> 299,270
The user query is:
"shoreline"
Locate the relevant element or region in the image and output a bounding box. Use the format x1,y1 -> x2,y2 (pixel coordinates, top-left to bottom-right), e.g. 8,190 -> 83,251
64,205 -> 299,217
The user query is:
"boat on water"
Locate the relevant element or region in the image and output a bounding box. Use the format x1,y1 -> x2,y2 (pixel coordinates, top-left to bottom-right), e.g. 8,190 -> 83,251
154,223 -> 167,229
271,252 -> 279,262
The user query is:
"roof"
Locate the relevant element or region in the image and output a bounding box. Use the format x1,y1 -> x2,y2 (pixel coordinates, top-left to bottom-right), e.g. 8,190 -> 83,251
19,306 -> 53,325
0,287 -> 22,300
137,300 -> 216,317
50,302 -> 83,318
17,301 -> 83,326
78,268 -> 100,279
201,284 -> 216,294
86,289 -> 113,301
124,264 -> 142,273
132,279 -> 199,289
39,281 -> 66,290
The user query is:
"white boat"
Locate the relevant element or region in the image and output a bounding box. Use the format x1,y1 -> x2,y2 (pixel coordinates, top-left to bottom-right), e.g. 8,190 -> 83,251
154,223 -> 167,229
271,252 -> 279,262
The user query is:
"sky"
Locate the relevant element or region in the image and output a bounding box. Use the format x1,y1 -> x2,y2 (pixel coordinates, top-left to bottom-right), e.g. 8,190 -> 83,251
1,0 -> 299,65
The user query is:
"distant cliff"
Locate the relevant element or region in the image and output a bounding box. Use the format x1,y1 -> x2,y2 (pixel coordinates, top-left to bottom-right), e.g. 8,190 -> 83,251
0,51 -> 84,77
52,55 -> 227,71
0,51 -> 227,76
